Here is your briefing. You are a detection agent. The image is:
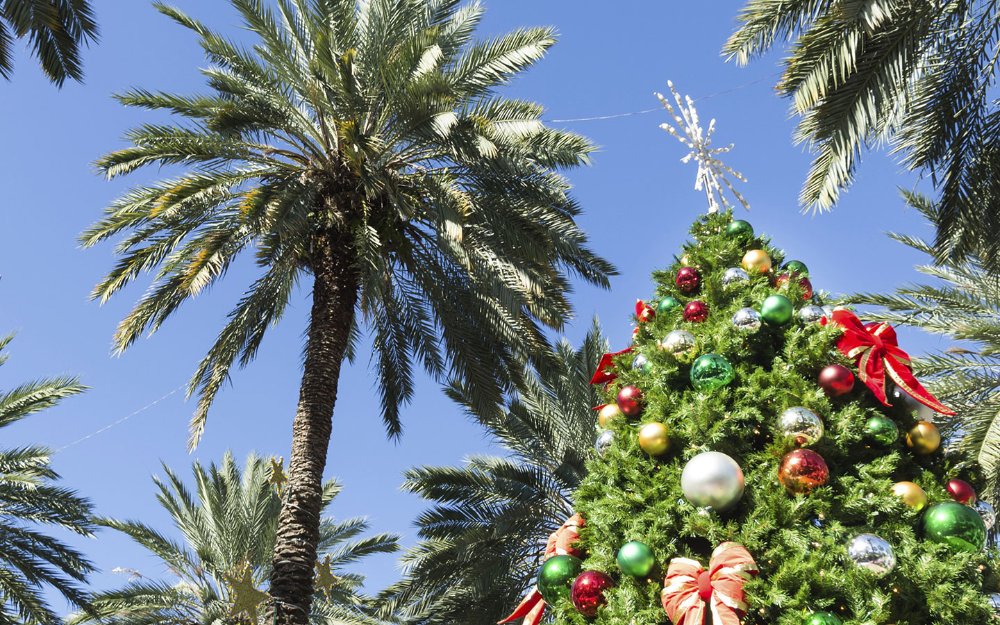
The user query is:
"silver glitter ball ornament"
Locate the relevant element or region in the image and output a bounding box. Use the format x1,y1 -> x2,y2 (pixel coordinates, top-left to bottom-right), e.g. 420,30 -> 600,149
632,354 -> 652,372
680,451 -> 745,511
732,307 -> 762,333
822,305 -> 835,318
847,533 -> 896,575
595,430 -> 615,457
976,500 -> 997,531
722,267 -> 750,286
778,407 -> 824,447
799,305 -> 826,324
988,593 -> 1000,613
661,330 -> 697,359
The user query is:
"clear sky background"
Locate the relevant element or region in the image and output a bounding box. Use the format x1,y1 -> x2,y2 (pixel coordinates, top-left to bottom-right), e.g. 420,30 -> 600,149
0,0 -> 948,614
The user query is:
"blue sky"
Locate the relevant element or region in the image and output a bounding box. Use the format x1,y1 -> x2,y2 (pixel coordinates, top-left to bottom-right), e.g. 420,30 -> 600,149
0,0 -> 948,613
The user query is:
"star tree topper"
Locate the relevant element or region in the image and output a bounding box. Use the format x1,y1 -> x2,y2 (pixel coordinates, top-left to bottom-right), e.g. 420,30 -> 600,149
657,81 -> 749,214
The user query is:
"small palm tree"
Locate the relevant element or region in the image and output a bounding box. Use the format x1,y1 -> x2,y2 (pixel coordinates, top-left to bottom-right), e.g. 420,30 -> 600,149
0,334 -> 95,624
0,0 -> 98,85
724,1 -> 1000,269
378,323 -> 606,625
69,452 -> 398,625
81,1 -> 613,622
847,191 -> 1000,505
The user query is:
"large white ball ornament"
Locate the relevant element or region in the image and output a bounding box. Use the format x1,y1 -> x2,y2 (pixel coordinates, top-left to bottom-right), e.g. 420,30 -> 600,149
680,451 -> 745,511
848,533 -> 896,575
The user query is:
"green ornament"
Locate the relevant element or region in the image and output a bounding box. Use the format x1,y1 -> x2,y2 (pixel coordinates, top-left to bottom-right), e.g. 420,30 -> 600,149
726,219 -> 754,237
785,260 -> 809,275
690,353 -> 735,391
761,294 -> 794,325
657,296 -> 681,315
864,415 -> 899,446
804,612 -> 842,625
922,502 -> 987,552
616,541 -> 655,577
536,555 -> 582,604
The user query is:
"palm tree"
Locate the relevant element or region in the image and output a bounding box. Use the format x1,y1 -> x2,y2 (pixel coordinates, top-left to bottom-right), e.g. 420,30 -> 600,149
0,0 -> 98,85
69,452 -> 398,625
0,334 -> 95,624
81,1 -> 613,622
723,1 -> 1000,269
847,191 -> 1000,505
378,323 -> 606,625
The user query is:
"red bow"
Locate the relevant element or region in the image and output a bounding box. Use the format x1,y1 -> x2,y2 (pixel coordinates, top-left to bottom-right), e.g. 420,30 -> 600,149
590,347 -> 633,385
661,542 -> 758,625
636,299 -> 655,323
825,309 -> 955,416
499,514 -> 585,625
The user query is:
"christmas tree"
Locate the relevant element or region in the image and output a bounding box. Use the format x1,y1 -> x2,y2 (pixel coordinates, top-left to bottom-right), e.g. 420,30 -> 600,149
500,87 -> 1000,625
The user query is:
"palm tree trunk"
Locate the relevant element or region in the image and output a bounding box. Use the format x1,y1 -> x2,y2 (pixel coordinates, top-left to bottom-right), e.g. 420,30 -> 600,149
269,229 -> 358,625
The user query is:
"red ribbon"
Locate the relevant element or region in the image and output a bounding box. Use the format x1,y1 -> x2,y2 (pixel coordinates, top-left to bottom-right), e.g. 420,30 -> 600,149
661,542 -> 758,625
590,347 -> 633,385
825,309 -> 955,415
636,299 -> 655,323
498,515 -> 585,625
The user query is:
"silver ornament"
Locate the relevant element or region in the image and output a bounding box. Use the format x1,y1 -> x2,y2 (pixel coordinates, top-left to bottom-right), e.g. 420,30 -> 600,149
680,451 -> 745,511
661,330 -> 697,358
632,354 -> 650,371
891,385 -> 935,420
821,305 -> 834,318
732,307 -> 762,333
722,267 -> 750,286
798,305 -> 826,324
976,500 -> 997,531
847,533 -> 896,575
778,407 -> 824,446
988,592 -> 1000,614
595,430 -> 615,457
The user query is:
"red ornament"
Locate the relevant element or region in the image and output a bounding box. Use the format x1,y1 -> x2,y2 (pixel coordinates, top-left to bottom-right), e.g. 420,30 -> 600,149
774,273 -> 814,300
778,449 -> 829,494
818,364 -> 855,396
683,300 -> 709,323
946,478 -> 977,505
636,299 -> 656,324
571,570 -> 614,618
675,267 -> 701,294
616,385 -> 645,417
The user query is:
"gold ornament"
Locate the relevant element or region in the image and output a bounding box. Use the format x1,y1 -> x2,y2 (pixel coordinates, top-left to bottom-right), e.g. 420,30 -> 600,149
315,555 -> 339,598
638,422 -> 670,456
906,421 -> 941,455
680,254 -> 696,266
597,404 -> 624,428
741,249 -> 772,274
225,562 -> 268,623
269,457 -> 287,493
892,481 -> 928,511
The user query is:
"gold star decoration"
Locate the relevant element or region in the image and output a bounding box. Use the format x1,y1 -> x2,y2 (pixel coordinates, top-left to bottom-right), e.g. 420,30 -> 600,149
268,457 -> 287,494
225,562 -> 269,624
314,555 -> 340,598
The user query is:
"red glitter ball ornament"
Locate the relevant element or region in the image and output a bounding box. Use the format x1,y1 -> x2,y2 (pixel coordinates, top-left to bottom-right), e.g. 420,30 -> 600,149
946,478 -> 977,505
616,385 -> 644,417
675,266 -> 701,294
571,570 -> 614,618
683,300 -> 709,323
774,273 -> 814,300
779,449 -> 830,494
818,364 -> 855,396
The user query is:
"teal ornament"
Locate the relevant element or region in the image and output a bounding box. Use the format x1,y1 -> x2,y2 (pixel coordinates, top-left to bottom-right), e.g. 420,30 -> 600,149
616,541 -> 655,577
761,294 -> 794,325
726,219 -> 754,237
690,354 -> 735,391
923,502 -> 987,552
537,555 -> 583,604
785,260 -> 809,275
657,296 -> 682,315
864,415 -> 899,446
804,612 -> 842,625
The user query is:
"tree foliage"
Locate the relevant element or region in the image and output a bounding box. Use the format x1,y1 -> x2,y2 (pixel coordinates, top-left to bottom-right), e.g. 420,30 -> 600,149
0,0 -> 98,85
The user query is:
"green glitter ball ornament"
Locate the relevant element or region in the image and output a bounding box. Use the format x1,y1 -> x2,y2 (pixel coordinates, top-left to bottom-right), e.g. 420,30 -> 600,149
804,612 -> 842,625
690,353 -> 735,391
616,541 -> 655,577
865,415 -> 899,446
922,502 -> 987,553
785,260 -> 809,275
726,219 -> 754,237
537,555 -> 583,604
761,294 -> 794,325
657,296 -> 681,315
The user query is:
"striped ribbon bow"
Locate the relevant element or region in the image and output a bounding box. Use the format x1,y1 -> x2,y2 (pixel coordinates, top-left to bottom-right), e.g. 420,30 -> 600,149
661,542 -> 758,625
